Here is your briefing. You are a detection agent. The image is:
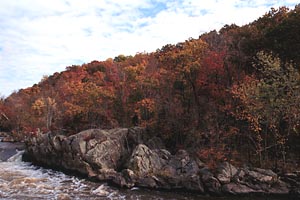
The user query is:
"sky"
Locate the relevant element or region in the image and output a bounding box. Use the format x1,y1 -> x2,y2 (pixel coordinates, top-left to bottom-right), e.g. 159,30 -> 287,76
0,0 -> 299,97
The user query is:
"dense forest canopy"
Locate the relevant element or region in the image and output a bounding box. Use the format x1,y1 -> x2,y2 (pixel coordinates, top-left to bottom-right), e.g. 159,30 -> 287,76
1,5 -> 300,170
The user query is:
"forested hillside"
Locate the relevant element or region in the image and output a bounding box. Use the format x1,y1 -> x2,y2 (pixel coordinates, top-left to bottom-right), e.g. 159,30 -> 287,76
1,5 -> 300,170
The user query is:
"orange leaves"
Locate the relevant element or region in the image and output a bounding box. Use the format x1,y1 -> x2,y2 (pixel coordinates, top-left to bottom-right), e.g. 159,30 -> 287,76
63,101 -> 83,118
124,64 -> 146,83
32,98 -> 46,116
198,147 -> 227,169
135,98 -> 156,115
231,75 -> 264,133
31,97 -> 57,129
158,39 -> 207,73
134,98 -> 156,126
32,97 -> 57,115
136,98 -> 155,111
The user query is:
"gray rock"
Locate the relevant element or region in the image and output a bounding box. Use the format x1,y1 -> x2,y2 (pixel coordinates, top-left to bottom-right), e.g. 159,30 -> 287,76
82,129 -> 127,170
51,135 -> 64,152
199,168 -> 221,194
267,180 -> 290,194
155,149 -> 171,160
222,182 -> 257,194
182,174 -> 204,192
128,144 -> 162,176
136,176 -> 158,188
111,169 -> 137,188
121,169 -> 137,187
247,169 -> 276,184
23,127 -> 297,195
69,135 -> 87,155
195,157 -> 206,168
146,136 -> 165,149
97,168 -> 118,181
216,162 -> 238,184
84,140 -> 120,169
253,168 -> 277,177
127,127 -> 145,145
168,150 -> 199,175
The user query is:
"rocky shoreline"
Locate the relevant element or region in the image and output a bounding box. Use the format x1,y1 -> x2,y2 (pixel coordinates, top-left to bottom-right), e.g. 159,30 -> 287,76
23,127 -> 300,196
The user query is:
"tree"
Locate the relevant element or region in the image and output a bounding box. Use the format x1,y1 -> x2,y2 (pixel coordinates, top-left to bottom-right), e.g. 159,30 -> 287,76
32,97 -> 57,130
0,95 -> 10,130
158,39 -> 208,128
232,51 -> 300,168
264,5 -> 300,64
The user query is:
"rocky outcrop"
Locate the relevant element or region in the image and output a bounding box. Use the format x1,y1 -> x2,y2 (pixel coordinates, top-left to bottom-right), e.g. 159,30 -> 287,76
24,127 -> 300,197
0,141 -> 25,161
25,128 -> 130,176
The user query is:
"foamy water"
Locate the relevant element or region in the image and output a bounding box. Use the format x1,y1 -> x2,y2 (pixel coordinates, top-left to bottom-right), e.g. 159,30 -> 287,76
0,156 -> 200,200
0,156 -> 113,199
0,144 -> 199,200
0,142 -> 292,200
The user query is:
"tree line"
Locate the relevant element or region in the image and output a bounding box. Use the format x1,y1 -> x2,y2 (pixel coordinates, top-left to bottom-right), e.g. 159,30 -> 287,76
1,5 -> 300,171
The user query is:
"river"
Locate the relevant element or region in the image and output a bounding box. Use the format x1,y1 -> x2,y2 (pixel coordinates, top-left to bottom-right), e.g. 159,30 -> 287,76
0,141 -> 293,200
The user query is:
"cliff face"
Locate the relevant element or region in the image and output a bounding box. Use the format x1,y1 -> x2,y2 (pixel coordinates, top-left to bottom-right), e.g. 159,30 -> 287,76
24,127 -> 300,196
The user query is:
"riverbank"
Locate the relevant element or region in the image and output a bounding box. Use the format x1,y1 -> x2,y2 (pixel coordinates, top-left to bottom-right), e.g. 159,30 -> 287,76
23,127 -> 300,197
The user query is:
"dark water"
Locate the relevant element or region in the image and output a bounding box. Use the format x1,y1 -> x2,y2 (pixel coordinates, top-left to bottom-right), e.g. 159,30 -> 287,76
0,142 -> 293,200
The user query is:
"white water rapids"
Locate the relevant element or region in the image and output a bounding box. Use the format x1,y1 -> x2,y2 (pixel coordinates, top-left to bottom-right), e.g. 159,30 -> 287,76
0,150 -> 117,199
0,142 -> 202,200
0,142 -> 292,200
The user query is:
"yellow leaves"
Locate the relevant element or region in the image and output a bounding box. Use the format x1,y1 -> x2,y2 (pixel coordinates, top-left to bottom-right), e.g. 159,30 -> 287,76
230,51 -> 300,163
46,97 -> 57,108
32,97 -> 56,116
256,51 -> 281,72
159,39 -> 208,73
99,86 -> 115,99
63,101 -> 83,117
32,99 -> 45,116
231,75 -> 265,133
124,64 -> 146,82
31,97 -> 57,129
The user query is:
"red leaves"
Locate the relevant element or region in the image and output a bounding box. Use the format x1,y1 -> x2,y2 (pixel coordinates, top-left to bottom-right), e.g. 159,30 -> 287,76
198,147 -> 227,169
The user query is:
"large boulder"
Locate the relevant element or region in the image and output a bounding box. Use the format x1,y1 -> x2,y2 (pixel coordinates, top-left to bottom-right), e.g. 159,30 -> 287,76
153,149 -> 204,192
24,128 -> 132,176
222,167 -> 289,195
127,146 -> 204,192
83,129 -> 128,170
247,168 -> 278,184
24,127 -> 297,196
128,144 -> 163,176
216,162 -> 238,184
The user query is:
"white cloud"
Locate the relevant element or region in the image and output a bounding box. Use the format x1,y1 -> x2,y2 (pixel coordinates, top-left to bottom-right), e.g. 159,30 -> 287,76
0,0 -> 298,97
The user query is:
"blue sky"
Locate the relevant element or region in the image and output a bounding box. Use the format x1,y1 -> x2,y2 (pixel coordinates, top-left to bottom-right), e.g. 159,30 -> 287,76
0,0 -> 299,97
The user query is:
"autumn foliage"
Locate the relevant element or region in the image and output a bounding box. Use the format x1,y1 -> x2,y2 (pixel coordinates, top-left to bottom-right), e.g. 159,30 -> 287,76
1,5 -> 300,170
